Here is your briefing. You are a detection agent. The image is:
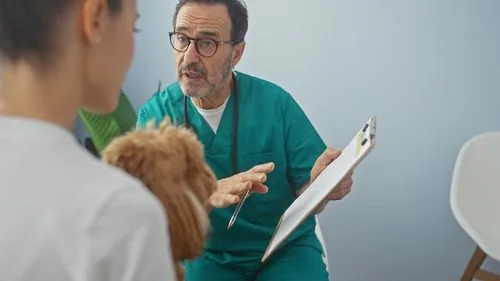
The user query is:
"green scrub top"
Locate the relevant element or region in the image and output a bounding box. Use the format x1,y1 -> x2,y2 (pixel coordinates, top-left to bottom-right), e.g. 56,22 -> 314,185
136,71 -> 326,262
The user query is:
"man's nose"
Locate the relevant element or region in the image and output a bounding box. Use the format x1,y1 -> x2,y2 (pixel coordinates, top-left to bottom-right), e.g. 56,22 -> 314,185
183,42 -> 201,64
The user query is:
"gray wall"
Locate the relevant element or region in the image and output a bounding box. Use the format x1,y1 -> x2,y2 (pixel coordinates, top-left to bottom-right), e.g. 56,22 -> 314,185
106,0 -> 500,280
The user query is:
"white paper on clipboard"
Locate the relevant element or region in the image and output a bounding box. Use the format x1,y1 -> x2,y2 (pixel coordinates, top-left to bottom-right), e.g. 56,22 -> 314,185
261,116 -> 377,263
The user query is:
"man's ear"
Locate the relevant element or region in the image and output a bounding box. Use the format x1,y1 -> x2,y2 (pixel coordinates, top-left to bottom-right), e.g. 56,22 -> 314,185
80,0 -> 109,44
231,41 -> 246,67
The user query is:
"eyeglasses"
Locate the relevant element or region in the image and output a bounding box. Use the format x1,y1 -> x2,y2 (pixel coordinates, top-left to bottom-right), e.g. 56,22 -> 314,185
169,32 -> 235,57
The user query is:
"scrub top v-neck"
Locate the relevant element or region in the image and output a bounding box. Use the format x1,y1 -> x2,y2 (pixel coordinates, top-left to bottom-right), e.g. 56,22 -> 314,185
186,91 -> 236,159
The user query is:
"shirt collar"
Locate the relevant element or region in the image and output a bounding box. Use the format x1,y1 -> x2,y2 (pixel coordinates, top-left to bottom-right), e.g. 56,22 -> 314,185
0,115 -> 78,143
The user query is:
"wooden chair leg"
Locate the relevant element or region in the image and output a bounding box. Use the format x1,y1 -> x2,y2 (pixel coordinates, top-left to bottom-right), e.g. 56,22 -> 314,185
475,269 -> 500,281
461,246 -> 487,281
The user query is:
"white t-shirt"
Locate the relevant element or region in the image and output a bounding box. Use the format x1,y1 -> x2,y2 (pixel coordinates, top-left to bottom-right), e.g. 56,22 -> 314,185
0,116 -> 176,281
192,96 -> 228,133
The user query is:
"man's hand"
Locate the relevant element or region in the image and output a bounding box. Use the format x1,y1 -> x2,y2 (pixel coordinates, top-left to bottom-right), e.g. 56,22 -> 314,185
208,162 -> 275,208
299,147 -> 354,214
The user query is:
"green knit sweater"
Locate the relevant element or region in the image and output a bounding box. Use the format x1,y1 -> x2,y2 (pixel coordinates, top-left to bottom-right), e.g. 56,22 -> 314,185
78,91 -> 137,154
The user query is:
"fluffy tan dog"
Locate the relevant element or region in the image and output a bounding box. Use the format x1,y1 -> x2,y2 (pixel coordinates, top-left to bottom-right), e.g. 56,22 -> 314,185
101,117 -> 218,281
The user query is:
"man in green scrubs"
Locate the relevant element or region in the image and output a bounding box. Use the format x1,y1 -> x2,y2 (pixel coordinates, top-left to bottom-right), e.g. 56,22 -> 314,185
136,1 -> 354,280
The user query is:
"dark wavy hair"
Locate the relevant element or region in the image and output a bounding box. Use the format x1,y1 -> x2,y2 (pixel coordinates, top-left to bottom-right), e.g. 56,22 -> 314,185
173,0 -> 248,43
0,0 -> 123,63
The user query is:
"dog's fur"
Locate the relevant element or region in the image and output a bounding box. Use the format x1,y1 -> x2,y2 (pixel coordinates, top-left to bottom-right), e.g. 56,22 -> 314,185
101,117 -> 218,281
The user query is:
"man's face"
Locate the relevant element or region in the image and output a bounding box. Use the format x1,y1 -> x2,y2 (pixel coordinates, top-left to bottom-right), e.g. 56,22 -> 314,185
173,3 -> 239,98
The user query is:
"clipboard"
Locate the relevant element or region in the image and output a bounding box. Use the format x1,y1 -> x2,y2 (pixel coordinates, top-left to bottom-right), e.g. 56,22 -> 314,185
261,116 -> 377,263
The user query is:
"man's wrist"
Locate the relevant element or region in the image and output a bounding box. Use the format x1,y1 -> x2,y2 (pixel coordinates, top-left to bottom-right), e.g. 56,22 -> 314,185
204,200 -> 214,213
312,200 -> 328,214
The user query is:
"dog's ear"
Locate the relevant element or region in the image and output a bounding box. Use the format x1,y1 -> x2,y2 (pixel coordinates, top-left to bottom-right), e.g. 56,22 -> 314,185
197,164 -> 219,209
153,180 -> 209,260
156,125 -> 217,207
176,129 -> 218,205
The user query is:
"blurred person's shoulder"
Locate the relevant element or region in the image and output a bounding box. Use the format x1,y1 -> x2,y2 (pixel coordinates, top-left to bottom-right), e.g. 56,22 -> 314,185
0,116 -> 176,280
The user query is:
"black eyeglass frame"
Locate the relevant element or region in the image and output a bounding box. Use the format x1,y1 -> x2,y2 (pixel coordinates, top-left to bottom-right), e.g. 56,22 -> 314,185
168,31 -> 237,57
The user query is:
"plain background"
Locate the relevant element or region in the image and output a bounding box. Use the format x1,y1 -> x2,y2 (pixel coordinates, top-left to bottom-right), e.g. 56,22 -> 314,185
73,0 -> 500,280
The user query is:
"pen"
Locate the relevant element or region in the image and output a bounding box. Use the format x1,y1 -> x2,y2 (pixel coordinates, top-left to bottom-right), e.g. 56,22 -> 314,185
227,189 -> 250,230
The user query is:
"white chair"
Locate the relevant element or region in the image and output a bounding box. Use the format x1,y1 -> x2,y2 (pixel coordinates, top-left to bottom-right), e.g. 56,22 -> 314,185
315,216 -> 329,273
450,132 -> 500,281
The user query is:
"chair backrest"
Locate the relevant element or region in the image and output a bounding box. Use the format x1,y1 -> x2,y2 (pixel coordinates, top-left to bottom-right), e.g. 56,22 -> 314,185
450,132 -> 500,261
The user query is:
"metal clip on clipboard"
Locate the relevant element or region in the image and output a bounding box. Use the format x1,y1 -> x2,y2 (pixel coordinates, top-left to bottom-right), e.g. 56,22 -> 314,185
363,116 -> 376,141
